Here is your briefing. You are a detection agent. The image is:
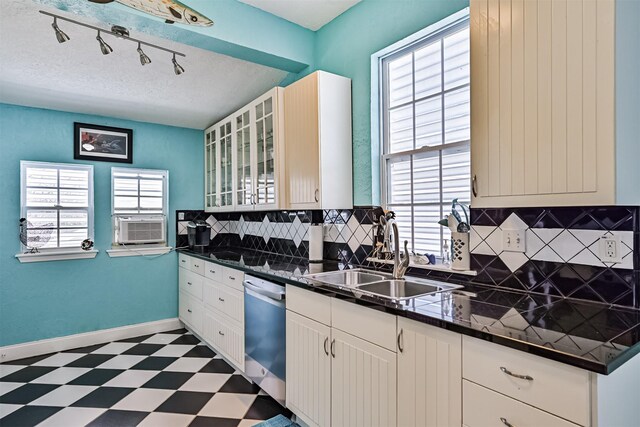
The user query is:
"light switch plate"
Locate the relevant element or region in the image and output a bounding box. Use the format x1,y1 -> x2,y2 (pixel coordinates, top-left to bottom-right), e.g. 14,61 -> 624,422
502,229 -> 526,252
599,235 -> 622,263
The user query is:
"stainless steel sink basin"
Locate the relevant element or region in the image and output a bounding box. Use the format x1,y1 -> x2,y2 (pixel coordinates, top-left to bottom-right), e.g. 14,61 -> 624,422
305,269 -> 391,288
356,279 -> 462,300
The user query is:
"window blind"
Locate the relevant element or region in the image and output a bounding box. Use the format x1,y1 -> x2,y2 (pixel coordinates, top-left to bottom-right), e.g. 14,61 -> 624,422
112,168 -> 167,215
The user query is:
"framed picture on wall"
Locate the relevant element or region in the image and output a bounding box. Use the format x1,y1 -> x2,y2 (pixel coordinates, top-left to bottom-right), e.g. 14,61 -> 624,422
74,122 -> 133,163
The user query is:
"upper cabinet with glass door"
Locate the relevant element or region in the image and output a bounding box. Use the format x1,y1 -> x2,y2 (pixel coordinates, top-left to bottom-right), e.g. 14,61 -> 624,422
204,118 -> 234,212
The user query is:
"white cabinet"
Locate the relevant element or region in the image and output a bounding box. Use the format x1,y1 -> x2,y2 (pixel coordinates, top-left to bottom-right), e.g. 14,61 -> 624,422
470,0 -> 615,207
284,71 -> 353,210
205,88 -> 284,212
397,318 -> 462,427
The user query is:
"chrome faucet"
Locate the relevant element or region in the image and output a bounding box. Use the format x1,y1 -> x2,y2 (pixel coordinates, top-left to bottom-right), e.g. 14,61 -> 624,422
384,219 -> 410,279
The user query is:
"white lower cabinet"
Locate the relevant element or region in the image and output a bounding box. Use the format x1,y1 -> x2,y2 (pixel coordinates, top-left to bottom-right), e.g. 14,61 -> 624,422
397,318 -> 462,427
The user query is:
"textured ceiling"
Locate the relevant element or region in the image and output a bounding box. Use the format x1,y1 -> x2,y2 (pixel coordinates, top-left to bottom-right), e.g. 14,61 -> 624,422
0,0 -> 288,129
237,0 -> 361,30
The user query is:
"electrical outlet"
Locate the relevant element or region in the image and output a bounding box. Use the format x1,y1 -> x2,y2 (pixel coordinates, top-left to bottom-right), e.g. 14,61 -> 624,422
178,212 -> 185,220
599,235 -> 622,263
503,229 -> 526,252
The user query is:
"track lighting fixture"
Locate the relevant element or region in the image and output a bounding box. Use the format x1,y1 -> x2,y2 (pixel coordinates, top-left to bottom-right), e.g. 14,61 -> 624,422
96,30 -> 113,55
40,10 -> 185,75
51,17 -> 70,43
172,53 -> 185,75
137,43 -> 151,66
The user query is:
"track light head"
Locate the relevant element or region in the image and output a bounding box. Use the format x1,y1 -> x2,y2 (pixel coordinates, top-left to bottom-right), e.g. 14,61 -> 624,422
172,53 -> 184,75
137,43 -> 151,66
51,18 -> 70,43
96,30 -> 113,55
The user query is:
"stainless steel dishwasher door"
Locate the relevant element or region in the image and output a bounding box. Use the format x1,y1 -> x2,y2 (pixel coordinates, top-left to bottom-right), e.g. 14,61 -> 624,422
243,276 -> 286,406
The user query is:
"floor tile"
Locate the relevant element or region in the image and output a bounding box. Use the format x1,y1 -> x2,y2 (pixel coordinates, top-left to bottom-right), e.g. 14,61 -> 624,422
65,354 -> 116,368
1,353 -> 55,365
0,365 -> 25,379
117,334 -> 154,343
198,392 -> 256,419
37,406 -> 105,426
0,405 -> 61,426
182,346 -> 216,358
244,396 -> 290,421
152,345 -> 195,357
170,335 -> 201,345
71,387 -> 134,408
30,367 -> 91,385
90,342 -> 138,355
0,403 -> 22,418
179,373 -> 232,393
112,388 -> 174,412
137,411 -> 195,427
103,370 -> 159,388
0,366 -> 56,383
32,352 -> 85,367
86,409 -> 150,427
190,415 -> 240,427
96,355 -> 146,369
155,391 -> 214,415
237,420 -> 263,427
0,382 -> 23,397
199,359 -> 236,374
123,344 -> 165,356
28,385 -> 97,407
130,356 -> 178,371
164,358 -> 210,373
164,328 -> 189,334
142,334 -> 182,345
68,369 -> 125,386
0,384 -> 60,404
64,344 -> 108,353
141,372 -> 194,390
219,375 -> 262,394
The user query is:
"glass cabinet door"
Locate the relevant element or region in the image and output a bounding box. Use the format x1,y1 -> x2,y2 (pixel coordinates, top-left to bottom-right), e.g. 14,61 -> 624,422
205,128 -> 218,209
235,110 -> 252,207
219,121 -> 233,208
255,95 -> 276,206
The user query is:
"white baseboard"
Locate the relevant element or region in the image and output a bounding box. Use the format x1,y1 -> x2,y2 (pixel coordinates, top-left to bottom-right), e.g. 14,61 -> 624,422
0,318 -> 182,363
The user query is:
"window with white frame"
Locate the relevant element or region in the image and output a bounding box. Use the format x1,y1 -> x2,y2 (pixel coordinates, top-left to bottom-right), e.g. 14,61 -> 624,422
111,167 -> 168,246
381,16 -> 470,258
20,161 -> 94,252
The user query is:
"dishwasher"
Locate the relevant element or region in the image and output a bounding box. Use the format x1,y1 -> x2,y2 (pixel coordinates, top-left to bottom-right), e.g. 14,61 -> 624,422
243,275 -> 286,406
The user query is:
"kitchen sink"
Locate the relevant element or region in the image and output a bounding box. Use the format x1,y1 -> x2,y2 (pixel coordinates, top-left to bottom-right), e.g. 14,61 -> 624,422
305,269 -> 391,288
356,279 -> 462,300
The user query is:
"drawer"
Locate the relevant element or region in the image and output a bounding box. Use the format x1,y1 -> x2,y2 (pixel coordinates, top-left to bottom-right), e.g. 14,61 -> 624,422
190,257 -> 205,276
286,284 -> 331,326
222,266 -> 244,292
203,279 -> 244,325
463,336 -> 590,426
179,268 -> 203,300
332,297 -> 397,352
204,261 -> 223,282
179,291 -> 203,333
178,253 -> 190,269
203,309 -> 245,371
463,380 -> 580,427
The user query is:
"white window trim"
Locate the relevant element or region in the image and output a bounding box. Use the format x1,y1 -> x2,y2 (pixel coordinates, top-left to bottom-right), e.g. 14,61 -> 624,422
110,167 -> 170,257
16,161 -> 96,263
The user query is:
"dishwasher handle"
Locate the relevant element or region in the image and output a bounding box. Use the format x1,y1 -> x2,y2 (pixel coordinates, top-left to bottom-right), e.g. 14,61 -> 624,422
243,280 -> 285,301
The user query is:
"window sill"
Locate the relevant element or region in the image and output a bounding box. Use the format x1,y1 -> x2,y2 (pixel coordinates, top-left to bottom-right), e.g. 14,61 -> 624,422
365,257 -> 477,276
107,246 -> 172,258
15,249 -> 99,263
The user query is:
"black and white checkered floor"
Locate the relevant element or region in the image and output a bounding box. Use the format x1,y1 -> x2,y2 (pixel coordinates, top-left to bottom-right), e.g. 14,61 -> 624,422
0,329 -> 291,426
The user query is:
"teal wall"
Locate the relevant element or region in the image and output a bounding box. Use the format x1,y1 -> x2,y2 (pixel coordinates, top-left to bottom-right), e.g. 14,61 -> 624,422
0,104 -> 203,347
312,0 -> 469,205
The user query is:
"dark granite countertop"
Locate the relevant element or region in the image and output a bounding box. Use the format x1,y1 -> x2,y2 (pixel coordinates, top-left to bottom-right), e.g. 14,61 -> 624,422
178,248 -> 640,375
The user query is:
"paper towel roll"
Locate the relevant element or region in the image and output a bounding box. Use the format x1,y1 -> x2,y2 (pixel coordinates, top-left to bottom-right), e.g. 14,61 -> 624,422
309,224 -> 324,262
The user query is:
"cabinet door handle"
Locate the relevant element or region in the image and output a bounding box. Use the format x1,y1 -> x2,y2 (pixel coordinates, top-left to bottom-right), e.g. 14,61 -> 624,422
472,175 -> 478,197
218,297 -> 225,302
324,337 -> 329,356
228,275 -> 236,281
209,269 -> 216,274
187,282 -> 192,286
194,264 -> 199,268
187,309 -> 192,313
218,330 -> 225,336
314,188 -> 319,202
500,417 -> 515,427
500,366 -> 533,381
330,339 -> 336,358
397,328 -> 404,353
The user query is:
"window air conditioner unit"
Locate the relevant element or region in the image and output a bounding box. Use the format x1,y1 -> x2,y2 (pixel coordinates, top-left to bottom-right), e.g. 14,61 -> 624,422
116,216 -> 166,244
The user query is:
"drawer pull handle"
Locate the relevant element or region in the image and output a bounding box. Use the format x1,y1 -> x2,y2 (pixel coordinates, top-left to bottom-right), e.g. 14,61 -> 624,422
330,339 -> 336,358
324,337 -> 329,356
500,417 -> 514,427
209,270 -> 216,274
228,276 -> 236,281
187,282 -> 192,286
218,297 -> 225,302
187,309 -> 192,313
218,331 -> 225,336
397,328 -> 404,353
500,366 -> 533,381
194,264 -> 199,267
